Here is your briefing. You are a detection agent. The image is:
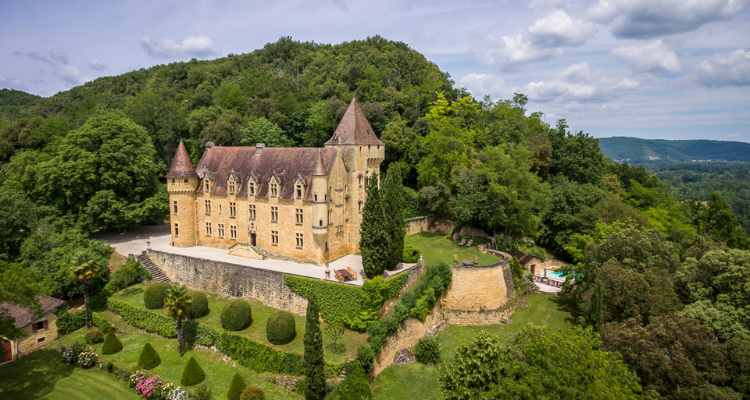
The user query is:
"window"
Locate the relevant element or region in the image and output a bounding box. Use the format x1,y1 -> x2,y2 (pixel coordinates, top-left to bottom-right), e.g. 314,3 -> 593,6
205,222 -> 212,236
37,337 -> 45,343
229,202 -> 236,218
249,181 -> 255,196
328,209 -> 333,225
271,206 -> 278,223
230,225 -> 237,240
248,204 -> 256,220
184,179 -> 188,184
205,200 -> 211,215
295,208 -> 303,225
296,232 -> 303,248
228,180 -> 236,194
358,175 -> 363,187
204,179 -> 210,192
218,204 -> 222,214
173,200 -> 178,214
218,223 -> 225,238
32,320 -> 48,332
271,230 -> 278,246
172,179 -> 175,184
296,184 -> 303,199
174,223 -> 179,237
270,182 -> 278,197
358,201 -> 363,213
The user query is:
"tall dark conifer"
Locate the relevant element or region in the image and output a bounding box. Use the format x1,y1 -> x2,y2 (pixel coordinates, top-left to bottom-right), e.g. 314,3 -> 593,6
303,295 -> 325,400
360,173 -> 390,277
588,280 -> 603,333
382,164 -> 405,270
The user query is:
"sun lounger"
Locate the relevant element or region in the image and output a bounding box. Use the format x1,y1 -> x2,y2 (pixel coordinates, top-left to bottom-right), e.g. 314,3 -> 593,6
458,238 -> 466,246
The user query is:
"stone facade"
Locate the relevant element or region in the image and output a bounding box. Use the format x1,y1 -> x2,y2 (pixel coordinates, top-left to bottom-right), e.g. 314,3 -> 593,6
442,303 -> 517,326
149,250 -> 309,316
167,98 -> 384,265
443,262 -> 514,312
4,312 -> 59,361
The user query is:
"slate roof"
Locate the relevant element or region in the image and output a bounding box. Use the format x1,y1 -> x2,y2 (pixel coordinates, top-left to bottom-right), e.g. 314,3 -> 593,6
166,141 -> 199,179
0,296 -> 65,329
324,98 -> 385,146
195,146 -> 336,200
506,249 -> 541,264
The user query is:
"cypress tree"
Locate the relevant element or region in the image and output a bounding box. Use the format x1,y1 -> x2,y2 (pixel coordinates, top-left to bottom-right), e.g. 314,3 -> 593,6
382,164 -> 405,271
227,372 -> 247,400
303,295 -> 325,400
360,173 -> 390,277
587,280 -> 603,333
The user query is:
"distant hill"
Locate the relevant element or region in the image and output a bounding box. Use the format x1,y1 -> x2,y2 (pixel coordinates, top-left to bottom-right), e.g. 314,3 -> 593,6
598,137 -> 750,163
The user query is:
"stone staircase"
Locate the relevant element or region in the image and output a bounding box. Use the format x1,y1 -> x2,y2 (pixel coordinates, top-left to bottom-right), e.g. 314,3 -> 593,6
228,242 -> 266,260
136,252 -> 171,284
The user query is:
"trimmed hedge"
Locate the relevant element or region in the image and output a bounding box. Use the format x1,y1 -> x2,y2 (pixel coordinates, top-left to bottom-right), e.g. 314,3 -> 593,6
106,298 -> 342,378
239,386 -> 265,400
284,272 -> 408,330
221,300 -> 253,331
266,311 -> 296,345
84,328 -> 104,344
227,372 -> 247,400
137,343 -> 161,369
102,330 -> 123,355
55,306 -> 112,336
188,291 -> 209,319
181,357 -> 206,386
143,282 -> 171,309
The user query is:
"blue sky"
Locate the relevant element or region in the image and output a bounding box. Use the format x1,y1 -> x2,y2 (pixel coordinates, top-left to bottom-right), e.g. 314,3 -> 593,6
1,0 -> 749,142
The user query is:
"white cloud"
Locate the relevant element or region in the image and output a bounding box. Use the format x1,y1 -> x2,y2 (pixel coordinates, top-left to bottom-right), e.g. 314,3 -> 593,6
611,40 -> 681,73
88,59 -> 107,70
0,78 -> 28,91
477,33 -> 562,69
458,73 -> 511,98
588,0 -> 749,39
696,49 -> 750,87
523,62 -> 639,102
49,49 -> 69,64
139,35 -> 218,58
332,0 -> 349,12
528,10 -> 596,47
57,65 -> 91,86
26,51 -> 54,66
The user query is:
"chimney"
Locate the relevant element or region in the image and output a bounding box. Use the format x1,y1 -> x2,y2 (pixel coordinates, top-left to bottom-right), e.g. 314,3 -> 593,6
205,142 -> 215,149
255,143 -> 265,155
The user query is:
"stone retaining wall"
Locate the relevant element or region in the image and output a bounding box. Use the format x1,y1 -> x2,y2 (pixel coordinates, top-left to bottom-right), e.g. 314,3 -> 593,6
443,303 -> 517,325
148,250 -> 309,316
404,216 -> 491,239
443,261 -> 514,313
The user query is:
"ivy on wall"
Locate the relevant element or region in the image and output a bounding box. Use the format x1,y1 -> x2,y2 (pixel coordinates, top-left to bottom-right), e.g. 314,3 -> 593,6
283,273 -> 409,330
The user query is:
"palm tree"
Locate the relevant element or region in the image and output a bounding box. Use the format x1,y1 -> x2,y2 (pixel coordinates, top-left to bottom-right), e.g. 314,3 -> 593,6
165,285 -> 192,357
70,252 -> 102,328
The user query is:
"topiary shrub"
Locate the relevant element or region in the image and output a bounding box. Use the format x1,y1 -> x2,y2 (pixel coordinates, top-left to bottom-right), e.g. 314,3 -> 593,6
189,291 -> 209,319
357,344 -> 374,374
227,372 -> 248,400
402,245 -> 421,263
137,343 -> 161,370
180,356 -> 206,386
266,311 -> 296,345
101,330 -> 123,355
414,337 -> 441,365
221,300 -> 253,331
143,282 -> 171,309
85,328 -> 105,344
239,386 -> 265,400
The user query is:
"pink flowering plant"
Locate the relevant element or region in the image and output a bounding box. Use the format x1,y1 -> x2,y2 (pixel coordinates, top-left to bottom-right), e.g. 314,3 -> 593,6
129,370 -> 167,398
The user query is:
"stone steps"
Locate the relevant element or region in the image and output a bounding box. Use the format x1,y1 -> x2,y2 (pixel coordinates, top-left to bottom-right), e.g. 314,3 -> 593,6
136,252 -> 172,284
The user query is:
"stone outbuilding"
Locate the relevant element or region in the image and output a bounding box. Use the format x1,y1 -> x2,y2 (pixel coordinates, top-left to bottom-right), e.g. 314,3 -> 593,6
505,249 -> 543,274
1,296 -> 65,362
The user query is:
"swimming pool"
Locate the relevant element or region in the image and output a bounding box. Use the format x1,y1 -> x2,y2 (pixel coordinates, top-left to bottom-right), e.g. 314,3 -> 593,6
544,269 -> 566,280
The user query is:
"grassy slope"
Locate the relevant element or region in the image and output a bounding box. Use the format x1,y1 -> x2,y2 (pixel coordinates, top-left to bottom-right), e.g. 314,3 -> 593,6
405,232 -> 498,266
58,310 -> 302,400
0,348 -> 140,400
113,284 -> 368,363
372,293 -> 574,400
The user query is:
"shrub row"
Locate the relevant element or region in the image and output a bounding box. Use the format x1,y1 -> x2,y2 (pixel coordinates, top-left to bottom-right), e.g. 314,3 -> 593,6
106,298 -> 342,378
55,306 -> 112,336
365,262 -> 452,356
283,273 -> 408,330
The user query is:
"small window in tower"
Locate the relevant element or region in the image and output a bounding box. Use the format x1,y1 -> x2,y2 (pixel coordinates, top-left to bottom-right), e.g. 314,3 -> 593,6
173,200 -> 178,214
377,145 -> 380,150
218,204 -> 222,214
174,223 -> 179,237
319,219 -> 323,227
184,179 -> 188,183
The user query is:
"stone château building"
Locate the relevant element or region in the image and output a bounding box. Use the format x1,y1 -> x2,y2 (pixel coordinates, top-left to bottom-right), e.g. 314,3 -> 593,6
166,98 -> 384,264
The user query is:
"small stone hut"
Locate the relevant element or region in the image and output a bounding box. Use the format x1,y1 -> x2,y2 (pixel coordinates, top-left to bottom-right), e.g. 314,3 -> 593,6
1,296 -> 64,362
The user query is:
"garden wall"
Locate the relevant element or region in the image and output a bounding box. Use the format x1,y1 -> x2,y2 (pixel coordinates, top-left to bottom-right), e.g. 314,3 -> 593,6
148,250 -> 308,316
442,261 -> 514,321
404,216 -> 492,239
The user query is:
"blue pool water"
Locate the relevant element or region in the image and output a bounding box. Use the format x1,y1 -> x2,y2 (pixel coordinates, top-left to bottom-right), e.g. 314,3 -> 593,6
545,269 -> 566,280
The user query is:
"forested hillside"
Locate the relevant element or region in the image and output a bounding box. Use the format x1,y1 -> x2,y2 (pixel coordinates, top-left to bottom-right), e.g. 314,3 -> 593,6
2,36 -> 750,398
599,136 -> 750,163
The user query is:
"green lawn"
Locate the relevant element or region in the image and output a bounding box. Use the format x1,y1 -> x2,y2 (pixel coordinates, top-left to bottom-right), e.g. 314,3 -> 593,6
372,293 -> 575,399
58,310 -> 302,400
0,348 -> 141,400
405,232 -> 498,266
113,284 -> 367,363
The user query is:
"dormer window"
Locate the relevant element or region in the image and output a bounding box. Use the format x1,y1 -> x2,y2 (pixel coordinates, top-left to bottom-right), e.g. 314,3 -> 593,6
270,182 -> 278,197
249,181 -> 255,196
228,180 -> 236,194
204,179 -> 210,192
296,184 -> 303,199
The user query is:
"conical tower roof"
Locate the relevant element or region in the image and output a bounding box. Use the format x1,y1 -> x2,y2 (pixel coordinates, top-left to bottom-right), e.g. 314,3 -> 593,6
325,98 -> 384,146
312,149 -> 327,176
166,141 -> 199,179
